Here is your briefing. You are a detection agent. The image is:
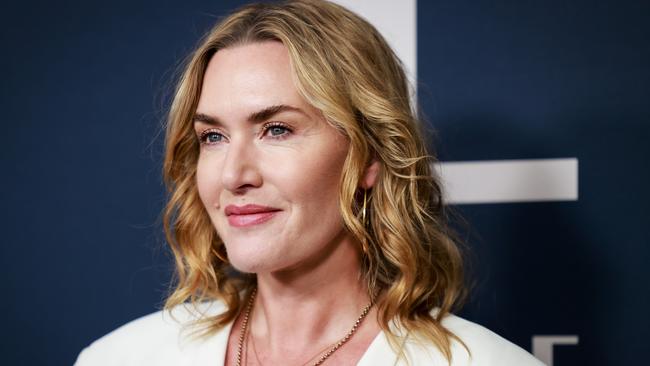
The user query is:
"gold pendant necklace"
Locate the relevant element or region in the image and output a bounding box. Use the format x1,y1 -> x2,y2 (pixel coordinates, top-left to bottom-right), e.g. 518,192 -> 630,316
235,288 -> 373,366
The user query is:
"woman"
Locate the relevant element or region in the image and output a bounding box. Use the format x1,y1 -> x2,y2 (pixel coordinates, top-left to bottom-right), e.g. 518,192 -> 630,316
76,1 -> 544,365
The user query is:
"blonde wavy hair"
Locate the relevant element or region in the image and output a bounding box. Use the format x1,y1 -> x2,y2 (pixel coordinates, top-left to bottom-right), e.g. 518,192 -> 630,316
163,0 -> 467,361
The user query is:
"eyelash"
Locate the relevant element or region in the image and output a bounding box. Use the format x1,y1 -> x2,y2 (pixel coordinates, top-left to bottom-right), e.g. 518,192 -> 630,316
198,129 -> 224,145
262,122 -> 292,139
196,122 -> 293,145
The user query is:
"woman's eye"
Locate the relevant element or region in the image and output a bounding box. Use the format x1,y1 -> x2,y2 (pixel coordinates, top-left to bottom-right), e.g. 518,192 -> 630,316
199,130 -> 225,144
264,124 -> 291,137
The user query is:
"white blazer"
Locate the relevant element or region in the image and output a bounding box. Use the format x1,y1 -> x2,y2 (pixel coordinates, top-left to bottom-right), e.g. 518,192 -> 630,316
75,302 -> 545,366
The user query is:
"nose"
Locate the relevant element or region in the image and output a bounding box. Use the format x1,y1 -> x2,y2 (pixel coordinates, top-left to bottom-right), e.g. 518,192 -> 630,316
220,137 -> 263,193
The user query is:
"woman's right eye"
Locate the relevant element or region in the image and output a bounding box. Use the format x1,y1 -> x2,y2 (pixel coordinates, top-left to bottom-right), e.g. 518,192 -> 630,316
198,130 -> 226,145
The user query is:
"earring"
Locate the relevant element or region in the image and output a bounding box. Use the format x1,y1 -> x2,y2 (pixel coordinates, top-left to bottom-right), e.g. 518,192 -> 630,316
362,189 -> 368,227
360,189 -> 370,255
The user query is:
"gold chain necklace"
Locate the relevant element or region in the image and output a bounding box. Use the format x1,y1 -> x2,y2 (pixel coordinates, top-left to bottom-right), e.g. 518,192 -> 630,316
235,288 -> 373,366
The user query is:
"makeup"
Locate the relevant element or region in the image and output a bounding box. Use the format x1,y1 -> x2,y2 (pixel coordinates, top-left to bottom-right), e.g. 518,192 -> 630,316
225,204 -> 281,227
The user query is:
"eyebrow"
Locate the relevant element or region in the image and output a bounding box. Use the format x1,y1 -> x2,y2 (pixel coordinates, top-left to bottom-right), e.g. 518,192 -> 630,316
193,104 -> 306,126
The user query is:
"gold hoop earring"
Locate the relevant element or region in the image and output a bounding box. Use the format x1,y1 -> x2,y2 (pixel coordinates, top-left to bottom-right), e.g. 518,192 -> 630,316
360,189 -> 370,255
362,189 -> 367,227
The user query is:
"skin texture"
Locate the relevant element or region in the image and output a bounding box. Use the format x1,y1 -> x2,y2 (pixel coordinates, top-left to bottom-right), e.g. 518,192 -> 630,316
194,41 -> 380,365
195,41 -> 350,276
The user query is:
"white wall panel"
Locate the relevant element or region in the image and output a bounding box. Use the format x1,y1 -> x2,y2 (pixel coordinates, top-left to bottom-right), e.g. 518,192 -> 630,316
436,158 -> 579,204
332,0 -> 417,98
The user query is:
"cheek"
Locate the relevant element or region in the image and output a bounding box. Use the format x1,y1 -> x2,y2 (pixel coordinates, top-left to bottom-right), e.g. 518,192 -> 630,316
195,155 -> 221,207
277,147 -> 347,214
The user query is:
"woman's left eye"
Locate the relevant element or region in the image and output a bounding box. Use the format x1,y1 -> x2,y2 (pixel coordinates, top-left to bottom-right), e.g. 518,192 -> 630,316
264,123 -> 291,138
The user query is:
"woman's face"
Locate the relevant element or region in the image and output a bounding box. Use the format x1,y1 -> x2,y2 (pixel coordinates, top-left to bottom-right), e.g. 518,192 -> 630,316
194,41 -> 351,274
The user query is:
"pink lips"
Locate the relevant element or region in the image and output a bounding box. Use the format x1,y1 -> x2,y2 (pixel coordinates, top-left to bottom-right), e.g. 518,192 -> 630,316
224,204 -> 281,227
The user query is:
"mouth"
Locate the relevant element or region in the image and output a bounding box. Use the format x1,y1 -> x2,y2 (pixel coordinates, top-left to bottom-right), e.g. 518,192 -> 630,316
224,204 -> 281,227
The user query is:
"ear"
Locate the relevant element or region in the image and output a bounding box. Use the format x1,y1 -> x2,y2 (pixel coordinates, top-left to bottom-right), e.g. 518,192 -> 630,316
359,159 -> 380,189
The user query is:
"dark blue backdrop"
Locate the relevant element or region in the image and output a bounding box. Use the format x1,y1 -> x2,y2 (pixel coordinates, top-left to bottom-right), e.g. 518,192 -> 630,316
1,1 -> 648,365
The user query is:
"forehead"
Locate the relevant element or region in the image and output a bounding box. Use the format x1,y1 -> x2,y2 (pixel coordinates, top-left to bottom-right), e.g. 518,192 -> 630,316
196,41 -> 313,120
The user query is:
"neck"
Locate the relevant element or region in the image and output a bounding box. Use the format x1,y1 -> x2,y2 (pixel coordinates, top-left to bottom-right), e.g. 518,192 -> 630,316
249,233 -> 373,359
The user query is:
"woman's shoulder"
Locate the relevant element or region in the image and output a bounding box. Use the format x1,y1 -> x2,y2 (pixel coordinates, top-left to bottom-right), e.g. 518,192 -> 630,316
393,312 -> 545,366
370,312 -> 545,366
439,313 -> 545,365
74,301 -> 228,366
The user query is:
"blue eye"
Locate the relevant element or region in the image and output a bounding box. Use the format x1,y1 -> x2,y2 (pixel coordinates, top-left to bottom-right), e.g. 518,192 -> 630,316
207,133 -> 223,142
264,123 -> 291,138
199,130 -> 225,144
269,126 -> 288,136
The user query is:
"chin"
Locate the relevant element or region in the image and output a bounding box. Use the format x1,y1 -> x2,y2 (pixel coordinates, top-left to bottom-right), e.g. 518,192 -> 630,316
229,259 -> 265,274
230,251 -> 308,275
226,250 -> 283,274
222,235 -> 287,272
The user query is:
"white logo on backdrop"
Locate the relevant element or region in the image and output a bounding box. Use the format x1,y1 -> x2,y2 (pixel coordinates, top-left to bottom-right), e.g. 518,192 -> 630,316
532,335 -> 580,365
